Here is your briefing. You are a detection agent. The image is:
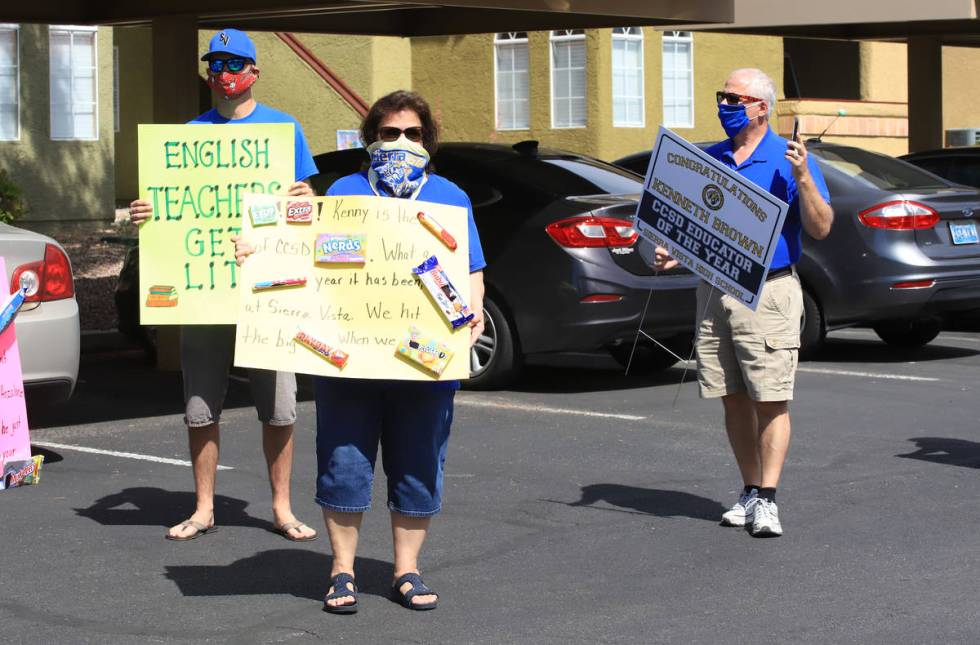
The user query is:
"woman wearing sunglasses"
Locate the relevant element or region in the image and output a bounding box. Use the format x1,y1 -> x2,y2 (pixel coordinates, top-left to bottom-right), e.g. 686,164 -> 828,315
238,91 -> 485,613
317,90 -> 485,614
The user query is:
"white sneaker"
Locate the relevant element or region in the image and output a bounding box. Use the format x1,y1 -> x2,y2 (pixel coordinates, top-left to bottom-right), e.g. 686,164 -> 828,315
750,498 -> 783,537
720,489 -> 758,527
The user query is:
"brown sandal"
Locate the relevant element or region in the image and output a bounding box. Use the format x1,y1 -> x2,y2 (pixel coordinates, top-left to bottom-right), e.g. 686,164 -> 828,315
275,520 -> 318,542
165,519 -> 218,541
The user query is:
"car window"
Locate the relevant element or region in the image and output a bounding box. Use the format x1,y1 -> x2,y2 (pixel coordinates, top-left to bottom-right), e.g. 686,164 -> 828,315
906,157 -> 950,180
542,158 -> 643,195
812,146 -> 946,190
944,157 -> 980,189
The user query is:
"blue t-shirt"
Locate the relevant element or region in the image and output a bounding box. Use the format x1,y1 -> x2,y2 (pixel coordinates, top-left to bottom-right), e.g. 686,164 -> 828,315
189,103 -> 318,183
705,128 -> 830,269
327,171 -> 487,273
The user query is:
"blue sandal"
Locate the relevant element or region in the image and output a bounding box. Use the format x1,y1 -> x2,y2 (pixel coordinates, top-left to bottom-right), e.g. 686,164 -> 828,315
323,573 -> 358,614
391,572 -> 438,611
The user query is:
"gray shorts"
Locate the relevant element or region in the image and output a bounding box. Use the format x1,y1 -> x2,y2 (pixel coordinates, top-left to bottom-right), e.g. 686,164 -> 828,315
180,325 -> 297,428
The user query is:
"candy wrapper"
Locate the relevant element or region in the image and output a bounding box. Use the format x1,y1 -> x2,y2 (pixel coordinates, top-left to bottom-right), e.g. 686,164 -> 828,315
249,199 -> 280,226
412,256 -> 474,329
285,200 -> 315,223
396,325 -> 455,376
294,330 -> 349,369
253,277 -> 306,292
316,234 -> 366,264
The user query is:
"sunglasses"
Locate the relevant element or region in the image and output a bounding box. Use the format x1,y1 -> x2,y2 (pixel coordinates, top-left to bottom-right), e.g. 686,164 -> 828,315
378,126 -> 424,143
207,58 -> 251,74
716,91 -> 765,106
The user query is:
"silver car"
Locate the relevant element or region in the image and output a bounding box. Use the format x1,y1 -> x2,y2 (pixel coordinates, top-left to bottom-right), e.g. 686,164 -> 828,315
1,224 -> 80,404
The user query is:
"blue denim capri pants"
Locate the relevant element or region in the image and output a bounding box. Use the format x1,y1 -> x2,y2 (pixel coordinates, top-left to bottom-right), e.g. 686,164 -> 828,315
313,377 -> 455,517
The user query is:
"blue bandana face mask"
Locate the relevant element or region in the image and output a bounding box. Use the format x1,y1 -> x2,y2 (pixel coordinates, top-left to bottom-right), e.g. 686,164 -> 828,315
717,102 -> 755,139
367,136 -> 430,198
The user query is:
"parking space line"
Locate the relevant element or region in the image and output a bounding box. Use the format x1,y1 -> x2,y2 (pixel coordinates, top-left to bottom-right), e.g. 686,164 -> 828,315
32,441 -> 235,470
795,366 -> 939,382
682,360 -> 940,382
455,398 -> 646,421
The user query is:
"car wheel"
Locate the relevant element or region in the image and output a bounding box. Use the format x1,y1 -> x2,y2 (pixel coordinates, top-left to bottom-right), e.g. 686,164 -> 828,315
872,318 -> 942,348
464,294 -> 520,390
799,289 -> 825,360
610,336 -> 689,372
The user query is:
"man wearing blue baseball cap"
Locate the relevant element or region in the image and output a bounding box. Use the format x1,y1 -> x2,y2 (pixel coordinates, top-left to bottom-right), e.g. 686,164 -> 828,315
129,29 -> 319,542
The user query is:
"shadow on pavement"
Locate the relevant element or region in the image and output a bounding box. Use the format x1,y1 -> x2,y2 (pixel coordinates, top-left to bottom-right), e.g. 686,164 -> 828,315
165,550 -> 393,601
505,364 -> 693,395
896,437 -> 980,469
561,484 -> 726,521
29,350 -> 315,430
810,337 -> 979,364
75,487 -> 275,531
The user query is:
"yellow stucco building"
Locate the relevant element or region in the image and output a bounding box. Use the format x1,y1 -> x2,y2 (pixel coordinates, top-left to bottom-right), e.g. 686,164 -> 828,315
3,24 -> 980,229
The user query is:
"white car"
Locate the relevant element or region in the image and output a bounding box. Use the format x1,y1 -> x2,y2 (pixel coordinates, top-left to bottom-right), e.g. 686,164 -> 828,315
1,223 -> 80,404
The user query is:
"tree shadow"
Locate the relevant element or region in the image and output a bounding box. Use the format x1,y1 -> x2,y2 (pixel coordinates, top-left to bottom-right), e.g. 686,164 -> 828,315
896,437 -> 980,469
74,487 -> 274,532
811,336 -> 979,364
560,484 -> 726,521
165,549 -> 394,601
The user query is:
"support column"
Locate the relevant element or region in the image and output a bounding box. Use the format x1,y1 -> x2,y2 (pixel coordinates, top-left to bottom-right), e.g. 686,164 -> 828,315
151,15 -> 199,370
907,36 -> 943,153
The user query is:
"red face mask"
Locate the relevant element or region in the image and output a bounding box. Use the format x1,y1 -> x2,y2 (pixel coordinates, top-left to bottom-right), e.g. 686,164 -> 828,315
207,70 -> 257,99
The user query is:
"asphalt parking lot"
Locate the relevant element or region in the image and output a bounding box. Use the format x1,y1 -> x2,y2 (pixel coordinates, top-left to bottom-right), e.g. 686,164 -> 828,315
6,327 -> 980,644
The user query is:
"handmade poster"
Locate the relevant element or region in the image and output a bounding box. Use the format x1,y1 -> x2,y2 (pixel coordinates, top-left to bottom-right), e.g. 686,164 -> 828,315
634,127 -> 789,310
137,123 -> 295,324
0,257 -> 41,491
234,193 -> 472,381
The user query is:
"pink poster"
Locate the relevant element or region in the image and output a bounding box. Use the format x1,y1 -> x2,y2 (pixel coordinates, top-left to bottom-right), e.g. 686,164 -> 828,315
0,257 -> 31,471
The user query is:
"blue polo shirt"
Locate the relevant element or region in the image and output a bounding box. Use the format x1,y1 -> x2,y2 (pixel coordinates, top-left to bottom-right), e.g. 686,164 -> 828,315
189,103 -> 318,183
327,171 -> 487,273
704,128 -> 830,270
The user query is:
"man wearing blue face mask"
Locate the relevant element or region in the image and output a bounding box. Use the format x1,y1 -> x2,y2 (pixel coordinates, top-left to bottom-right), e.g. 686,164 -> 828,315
652,68 -> 833,537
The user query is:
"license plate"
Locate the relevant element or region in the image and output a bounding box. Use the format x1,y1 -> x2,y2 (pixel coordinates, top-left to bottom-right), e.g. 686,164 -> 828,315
949,221 -> 979,245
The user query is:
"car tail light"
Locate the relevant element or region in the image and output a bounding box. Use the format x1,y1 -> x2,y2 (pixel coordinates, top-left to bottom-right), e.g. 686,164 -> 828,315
858,201 -> 940,230
10,243 -> 75,302
546,216 -> 638,248
580,294 -> 624,303
892,280 -> 935,289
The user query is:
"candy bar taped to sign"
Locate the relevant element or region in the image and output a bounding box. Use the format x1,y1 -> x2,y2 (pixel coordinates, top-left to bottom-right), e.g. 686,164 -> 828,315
634,127 -> 789,310
235,193 -> 472,380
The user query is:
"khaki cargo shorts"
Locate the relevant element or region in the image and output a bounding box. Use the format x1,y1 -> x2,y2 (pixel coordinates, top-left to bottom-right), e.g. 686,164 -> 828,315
180,325 -> 297,428
695,273 -> 803,402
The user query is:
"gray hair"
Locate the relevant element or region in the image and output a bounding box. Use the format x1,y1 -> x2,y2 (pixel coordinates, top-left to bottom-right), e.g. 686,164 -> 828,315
730,68 -> 777,119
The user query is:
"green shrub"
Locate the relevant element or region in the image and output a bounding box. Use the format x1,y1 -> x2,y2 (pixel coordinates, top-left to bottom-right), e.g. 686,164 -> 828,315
0,168 -> 26,224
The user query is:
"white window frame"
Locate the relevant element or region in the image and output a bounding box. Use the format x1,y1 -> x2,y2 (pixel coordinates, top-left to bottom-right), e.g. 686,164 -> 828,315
493,32 -> 530,131
112,45 -> 119,133
49,25 -> 99,141
0,24 -> 20,141
611,27 -> 644,128
662,30 -> 694,129
550,29 -> 587,129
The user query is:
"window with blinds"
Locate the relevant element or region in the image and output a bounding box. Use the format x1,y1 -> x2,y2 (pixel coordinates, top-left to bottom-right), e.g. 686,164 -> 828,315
612,27 -> 644,128
0,24 -> 19,141
494,32 -> 529,130
662,31 -> 693,129
50,26 -> 98,140
550,29 -> 586,128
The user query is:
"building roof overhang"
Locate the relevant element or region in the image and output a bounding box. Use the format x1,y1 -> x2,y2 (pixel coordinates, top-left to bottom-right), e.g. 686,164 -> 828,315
0,0 -> 733,36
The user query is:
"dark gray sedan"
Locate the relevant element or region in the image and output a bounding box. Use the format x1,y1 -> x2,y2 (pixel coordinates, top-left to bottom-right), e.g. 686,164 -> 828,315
615,142 -> 980,354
